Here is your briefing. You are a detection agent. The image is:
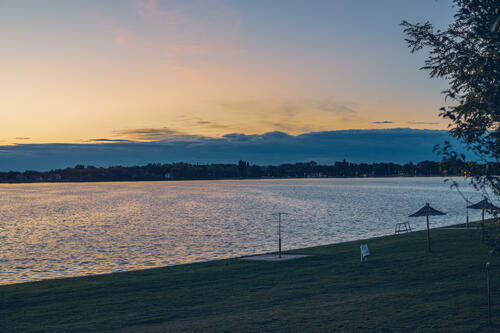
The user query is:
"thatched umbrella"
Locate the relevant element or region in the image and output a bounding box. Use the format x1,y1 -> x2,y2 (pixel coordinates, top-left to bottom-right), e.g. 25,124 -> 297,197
409,203 -> 446,252
467,199 -> 499,242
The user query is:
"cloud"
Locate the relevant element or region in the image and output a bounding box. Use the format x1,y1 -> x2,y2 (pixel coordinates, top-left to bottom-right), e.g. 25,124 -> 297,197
315,100 -> 357,115
164,43 -> 216,56
214,98 -> 358,124
194,120 -> 230,129
113,127 -> 186,141
14,137 -> 31,140
169,116 -> 231,131
372,121 -> 394,124
112,25 -> 148,49
87,139 -> 133,143
408,121 -> 440,125
277,100 -> 357,118
260,121 -> 313,134
122,0 -> 245,57
135,0 -> 190,24
0,128 -> 471,171
164,42 -> 244,57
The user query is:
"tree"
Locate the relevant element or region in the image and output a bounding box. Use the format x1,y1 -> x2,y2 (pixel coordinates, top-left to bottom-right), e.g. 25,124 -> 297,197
401,0 -> 500,198
238,160 -> 249,177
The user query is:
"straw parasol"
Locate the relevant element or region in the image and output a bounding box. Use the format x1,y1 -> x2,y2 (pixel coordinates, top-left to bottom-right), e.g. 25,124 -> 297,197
409,203 -> 446,252
467,199 -> 499,242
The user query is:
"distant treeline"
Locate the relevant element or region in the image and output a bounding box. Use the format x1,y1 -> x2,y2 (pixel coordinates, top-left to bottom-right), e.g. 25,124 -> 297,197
1,160 -> 499,183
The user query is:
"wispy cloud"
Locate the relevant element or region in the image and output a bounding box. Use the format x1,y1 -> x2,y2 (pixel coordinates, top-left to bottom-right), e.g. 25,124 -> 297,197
103,0 -> 245,57
276,100 -> 357,118
112,25 -> 149,49
87,138 -> 133,143
215,99 -> 357,116
194,120 -> 230,129
164,42 -> 244,57
408,121 -> 440,125
372,121 -> 394,124
135,0 -> 190,23
14,137 -> 31,140
212,98 -> 359,133
315,100 -> 357,115
260,121 -> 313,134
171,116 -> 231,131
113,127 -> 185,141
165,43 -> 216,56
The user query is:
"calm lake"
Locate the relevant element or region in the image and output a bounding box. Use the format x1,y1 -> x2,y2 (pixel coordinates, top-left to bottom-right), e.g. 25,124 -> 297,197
0,178 -> 487,285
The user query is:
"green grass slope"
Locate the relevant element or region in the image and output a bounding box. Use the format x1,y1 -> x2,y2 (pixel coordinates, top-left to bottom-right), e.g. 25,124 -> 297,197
1,220 -> 500,332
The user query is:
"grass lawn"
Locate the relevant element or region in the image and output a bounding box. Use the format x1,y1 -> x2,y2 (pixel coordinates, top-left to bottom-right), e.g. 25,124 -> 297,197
2,219 -> 500,332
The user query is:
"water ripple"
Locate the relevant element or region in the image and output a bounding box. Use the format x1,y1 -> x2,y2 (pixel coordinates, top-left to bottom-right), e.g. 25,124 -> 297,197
0,178 -> 488,285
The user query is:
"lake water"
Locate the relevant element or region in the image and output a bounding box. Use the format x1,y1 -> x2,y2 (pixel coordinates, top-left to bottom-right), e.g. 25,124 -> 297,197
0,178 -> 489,285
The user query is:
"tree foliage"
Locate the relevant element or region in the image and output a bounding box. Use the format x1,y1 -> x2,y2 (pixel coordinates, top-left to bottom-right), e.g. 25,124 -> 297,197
402,0 -> 500,198
1,160 -> 497,183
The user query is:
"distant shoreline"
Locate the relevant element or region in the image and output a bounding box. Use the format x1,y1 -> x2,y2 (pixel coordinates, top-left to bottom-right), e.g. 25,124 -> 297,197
2,159 -> 490,183
0,174 -> 451,184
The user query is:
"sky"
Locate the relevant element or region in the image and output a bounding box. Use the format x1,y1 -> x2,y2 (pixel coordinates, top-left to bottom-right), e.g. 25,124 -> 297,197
0,0 -> 456,147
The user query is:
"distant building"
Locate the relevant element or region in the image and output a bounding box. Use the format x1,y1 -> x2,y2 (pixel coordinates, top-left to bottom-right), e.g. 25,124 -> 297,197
164,172 -> 173,180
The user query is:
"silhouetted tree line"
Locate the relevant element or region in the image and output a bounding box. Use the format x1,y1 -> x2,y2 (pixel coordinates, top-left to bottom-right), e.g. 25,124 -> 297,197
1,159 -> 498,183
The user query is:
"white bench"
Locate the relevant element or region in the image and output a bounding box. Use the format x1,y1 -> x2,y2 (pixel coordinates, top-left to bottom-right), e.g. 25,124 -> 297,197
360,244 -> 370,262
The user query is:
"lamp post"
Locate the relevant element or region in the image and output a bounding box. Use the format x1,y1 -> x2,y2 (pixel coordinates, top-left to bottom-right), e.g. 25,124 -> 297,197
275,212 -> 289,258
486,262 -> 492,324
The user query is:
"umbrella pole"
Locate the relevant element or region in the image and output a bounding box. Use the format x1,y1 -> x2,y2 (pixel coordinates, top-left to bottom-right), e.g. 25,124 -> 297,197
278,213 -> 282,258
466,205 -> 469,228
426,215 -> 431,252
481,209 -> 485,243
487,264 -> 492,324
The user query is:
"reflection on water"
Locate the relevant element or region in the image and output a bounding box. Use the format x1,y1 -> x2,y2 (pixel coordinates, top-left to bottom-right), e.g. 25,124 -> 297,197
0,178 -> 485,285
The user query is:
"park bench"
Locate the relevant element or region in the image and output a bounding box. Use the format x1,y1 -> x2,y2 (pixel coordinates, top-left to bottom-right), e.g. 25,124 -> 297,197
395,222 -> 412,234
360,244 -> 370,262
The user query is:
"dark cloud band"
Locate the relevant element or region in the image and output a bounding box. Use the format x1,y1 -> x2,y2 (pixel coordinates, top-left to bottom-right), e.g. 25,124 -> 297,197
0,128 -> 468,172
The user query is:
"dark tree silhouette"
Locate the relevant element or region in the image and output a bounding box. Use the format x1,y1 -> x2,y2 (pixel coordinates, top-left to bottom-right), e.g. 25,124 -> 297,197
402,0 -> 500,198
2,160 -> 497,183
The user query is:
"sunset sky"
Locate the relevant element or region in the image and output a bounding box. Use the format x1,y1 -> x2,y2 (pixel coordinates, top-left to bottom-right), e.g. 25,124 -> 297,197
0,0 -> 455,145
